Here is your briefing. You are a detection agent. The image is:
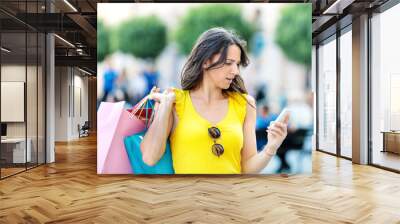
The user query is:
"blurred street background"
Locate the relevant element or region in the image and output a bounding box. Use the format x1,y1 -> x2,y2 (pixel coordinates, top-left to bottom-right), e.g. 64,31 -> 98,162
97,3 -> 312,174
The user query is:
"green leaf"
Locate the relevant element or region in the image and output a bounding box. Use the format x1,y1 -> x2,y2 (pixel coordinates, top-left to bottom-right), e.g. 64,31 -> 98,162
274,4 -> 312,68
174,4 -> 255,55
118,16 -> 167,60
97,20 -> 110,62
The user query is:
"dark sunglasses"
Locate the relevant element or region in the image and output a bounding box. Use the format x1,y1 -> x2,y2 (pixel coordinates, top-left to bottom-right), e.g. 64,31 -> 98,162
208,126 -> 224,157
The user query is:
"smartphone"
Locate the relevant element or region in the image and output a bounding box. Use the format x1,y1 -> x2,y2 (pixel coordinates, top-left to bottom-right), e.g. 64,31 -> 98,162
275,108 -> 290,123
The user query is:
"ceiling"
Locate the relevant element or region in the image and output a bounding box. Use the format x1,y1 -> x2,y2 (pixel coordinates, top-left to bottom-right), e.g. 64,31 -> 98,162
1,0 -> 395,74
0,0 -> 100,74
311,0 -> 391,44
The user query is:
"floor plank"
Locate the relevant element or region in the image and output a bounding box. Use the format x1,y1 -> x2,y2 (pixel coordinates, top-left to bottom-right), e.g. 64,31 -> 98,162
0,135 -> 399,223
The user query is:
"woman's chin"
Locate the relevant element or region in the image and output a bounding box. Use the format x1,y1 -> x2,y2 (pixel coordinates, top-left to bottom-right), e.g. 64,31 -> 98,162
217,82 -> 232,90
223,83 -> 233,89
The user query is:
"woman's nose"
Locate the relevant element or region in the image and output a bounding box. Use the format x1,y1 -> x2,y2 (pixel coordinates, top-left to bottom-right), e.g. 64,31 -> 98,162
231,63 -> 239,74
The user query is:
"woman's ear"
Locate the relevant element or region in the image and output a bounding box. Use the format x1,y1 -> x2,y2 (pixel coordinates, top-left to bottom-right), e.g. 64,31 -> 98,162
203,61 -> 209,69
203,58 -> 212,70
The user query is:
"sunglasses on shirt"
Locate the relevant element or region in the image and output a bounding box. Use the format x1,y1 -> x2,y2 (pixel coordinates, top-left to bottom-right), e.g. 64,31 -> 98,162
208,126 -> 224,157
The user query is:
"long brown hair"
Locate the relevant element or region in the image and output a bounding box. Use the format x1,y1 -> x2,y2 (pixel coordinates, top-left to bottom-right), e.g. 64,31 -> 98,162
180,27 -> 250,96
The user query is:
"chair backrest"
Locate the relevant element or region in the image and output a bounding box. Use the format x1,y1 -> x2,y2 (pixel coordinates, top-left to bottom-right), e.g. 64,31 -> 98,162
280,128 -> 310,150
82,121 -> 90,129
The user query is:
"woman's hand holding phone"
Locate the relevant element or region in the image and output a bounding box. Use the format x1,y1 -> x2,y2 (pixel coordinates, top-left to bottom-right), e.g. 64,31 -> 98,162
265,109 -> 290,156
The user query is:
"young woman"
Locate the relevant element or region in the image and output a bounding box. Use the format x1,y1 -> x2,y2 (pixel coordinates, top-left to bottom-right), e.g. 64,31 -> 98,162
140,27 -> 289,174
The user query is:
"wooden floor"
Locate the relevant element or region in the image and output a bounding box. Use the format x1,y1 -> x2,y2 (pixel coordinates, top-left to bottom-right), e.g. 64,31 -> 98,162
1,167 -> 26,178
0,135 -> 400,223
372,150 -> 400,171
1,163 -> 44,178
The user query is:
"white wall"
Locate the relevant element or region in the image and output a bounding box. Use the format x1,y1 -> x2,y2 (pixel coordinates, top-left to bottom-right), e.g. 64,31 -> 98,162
1,63 -> 46,164
71,72 -> 89,139
1,65 -> 25,133
55,67 -> 89,141
55,67 -> 69,141
1,82 -> 25,122
1,65 -> 39,138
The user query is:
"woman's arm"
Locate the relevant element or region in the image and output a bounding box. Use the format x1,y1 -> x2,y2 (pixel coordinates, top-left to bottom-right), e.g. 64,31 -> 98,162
140,88 -> 175,166
241,95 -> 289,174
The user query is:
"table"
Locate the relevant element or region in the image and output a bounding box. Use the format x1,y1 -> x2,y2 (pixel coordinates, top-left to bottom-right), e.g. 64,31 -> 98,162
381,131 -> 400,155
1,138 -> 32,163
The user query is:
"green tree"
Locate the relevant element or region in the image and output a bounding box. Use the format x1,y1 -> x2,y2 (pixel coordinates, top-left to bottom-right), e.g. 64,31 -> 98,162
118,15 -> 167,60
97,20 -> 110,62
275,4 -> 312,68
175,4 -> 255,55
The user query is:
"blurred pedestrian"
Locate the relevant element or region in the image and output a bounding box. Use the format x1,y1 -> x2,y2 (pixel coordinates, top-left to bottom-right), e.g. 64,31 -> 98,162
143,61 -> 160,96
256,105 -> 278,151
115,68 -> 131,103
101,59 -> 118,102
276,95 -> 313,172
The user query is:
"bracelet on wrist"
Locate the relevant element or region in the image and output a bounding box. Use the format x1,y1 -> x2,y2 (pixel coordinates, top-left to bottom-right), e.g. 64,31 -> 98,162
265,147 -> 276,157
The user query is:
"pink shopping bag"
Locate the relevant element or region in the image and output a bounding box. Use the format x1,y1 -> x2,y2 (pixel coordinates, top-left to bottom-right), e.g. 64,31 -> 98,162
97,101 -> 145,174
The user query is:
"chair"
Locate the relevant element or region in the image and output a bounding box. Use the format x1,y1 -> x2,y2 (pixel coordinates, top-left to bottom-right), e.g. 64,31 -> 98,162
78,121 -> 90,138
276,128 -> 309,172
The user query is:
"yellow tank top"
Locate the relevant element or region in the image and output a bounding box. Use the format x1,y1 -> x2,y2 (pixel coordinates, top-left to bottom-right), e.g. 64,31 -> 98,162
170,88 -> 247,174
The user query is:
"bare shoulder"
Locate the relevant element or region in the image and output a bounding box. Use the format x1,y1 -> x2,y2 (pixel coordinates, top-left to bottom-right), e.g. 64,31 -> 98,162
244,94 -> 256,111
243,94 -> 256,124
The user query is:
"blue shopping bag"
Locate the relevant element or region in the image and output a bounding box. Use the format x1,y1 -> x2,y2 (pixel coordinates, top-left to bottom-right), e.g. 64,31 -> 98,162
124,131 -> 174,174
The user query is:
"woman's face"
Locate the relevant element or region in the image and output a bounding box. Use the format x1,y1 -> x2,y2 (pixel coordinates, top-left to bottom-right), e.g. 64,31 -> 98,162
204,44 -> 241,90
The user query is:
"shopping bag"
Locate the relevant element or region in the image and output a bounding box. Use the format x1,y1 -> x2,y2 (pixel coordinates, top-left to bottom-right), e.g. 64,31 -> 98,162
127,96 -> 155,128
97,101 -> 145,174
124,132 -> 174,174
125,96 -> 175,174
